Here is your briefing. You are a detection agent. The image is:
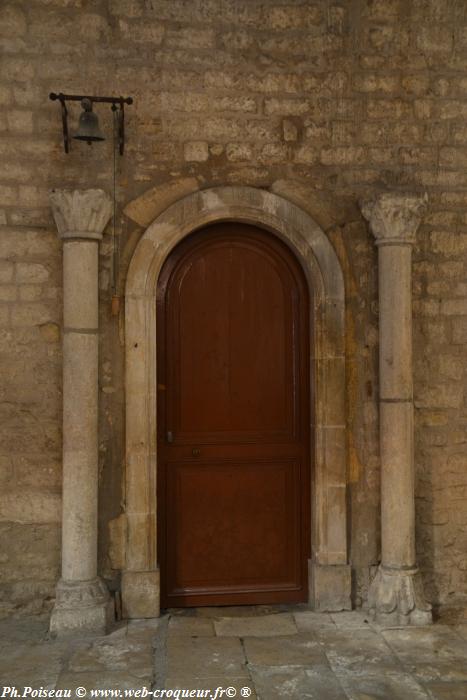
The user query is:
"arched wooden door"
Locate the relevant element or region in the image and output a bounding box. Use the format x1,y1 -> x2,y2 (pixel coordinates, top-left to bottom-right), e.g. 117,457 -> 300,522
157,222 -> 311,607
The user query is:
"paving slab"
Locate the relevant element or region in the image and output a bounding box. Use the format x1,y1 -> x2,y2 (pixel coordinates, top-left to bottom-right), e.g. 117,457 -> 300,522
167,636 -> 249,678
330,611 -> 373,629
244,634 -> 327,666
0,615 -> 49,646
214,612 -> 297,637
2,608 -> 467,700
294,611 -> 336,632
425,681 -> 467,699
0,640 -> 65,686
194,605 -> 284,618
164,677 -> 257,698
56,672 -> 151,698
250,664 -> 348,700
67,636 -> 154,680
0,672 -> 59,691
168,615 -> 215,637
126,618 -> 160,635
336,668 -> 431,699
382,625 -> 467,664
404,661 -> 467,683
316,627 -> 402,672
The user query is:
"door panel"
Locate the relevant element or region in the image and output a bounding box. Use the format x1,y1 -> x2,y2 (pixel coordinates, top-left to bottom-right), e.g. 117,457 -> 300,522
157,222 -> 311,607
168,460 -> 300,591
168,238 -> 297,442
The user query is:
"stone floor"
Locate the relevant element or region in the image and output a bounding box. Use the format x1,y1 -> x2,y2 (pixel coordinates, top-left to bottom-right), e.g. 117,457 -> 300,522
1,607 -> 467,699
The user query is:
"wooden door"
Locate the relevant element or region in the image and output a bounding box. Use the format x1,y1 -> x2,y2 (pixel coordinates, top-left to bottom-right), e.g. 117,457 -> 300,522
157,222 -> 311,607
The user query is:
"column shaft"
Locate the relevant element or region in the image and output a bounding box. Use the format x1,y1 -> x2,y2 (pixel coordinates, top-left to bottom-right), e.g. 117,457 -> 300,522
378,243 -> 416,570
380,401 -> 415,568
61,241 -> 99,581
378,245 -> 412,399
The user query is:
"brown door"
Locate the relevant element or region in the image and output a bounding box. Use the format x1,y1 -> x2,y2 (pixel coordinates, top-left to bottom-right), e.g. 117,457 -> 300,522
157,222 -> 311,607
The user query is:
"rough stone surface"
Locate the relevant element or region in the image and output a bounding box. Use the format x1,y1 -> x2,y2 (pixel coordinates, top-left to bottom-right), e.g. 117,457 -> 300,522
123,177 -> 200,226
214,613 -> 297,637
311,564 -> 352,612
121,570 -> 160,620
167,615 -> 215,637
0,0 -> 466,618
1,610 -> 466,699
166,637 -> 249,679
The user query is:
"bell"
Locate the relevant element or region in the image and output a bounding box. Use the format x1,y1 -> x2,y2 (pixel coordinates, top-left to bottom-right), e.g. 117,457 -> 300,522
73,98 -> 105,144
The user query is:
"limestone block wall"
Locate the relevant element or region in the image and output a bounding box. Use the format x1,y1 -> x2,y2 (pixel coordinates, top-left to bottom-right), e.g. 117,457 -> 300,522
0,229 -> 62,615
0,0 -> 466,613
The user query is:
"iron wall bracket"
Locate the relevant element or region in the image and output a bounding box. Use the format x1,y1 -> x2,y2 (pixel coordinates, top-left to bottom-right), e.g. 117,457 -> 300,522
49,92 -> 133,155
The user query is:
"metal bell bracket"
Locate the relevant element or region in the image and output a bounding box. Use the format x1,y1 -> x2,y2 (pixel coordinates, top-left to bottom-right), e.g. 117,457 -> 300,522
49,92 -> 133,155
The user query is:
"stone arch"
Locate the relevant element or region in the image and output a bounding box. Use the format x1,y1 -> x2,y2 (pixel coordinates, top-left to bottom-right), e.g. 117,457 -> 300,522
122,186 -> 350,617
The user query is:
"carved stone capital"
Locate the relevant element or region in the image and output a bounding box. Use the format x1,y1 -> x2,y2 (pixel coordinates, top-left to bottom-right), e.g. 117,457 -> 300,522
49,188 -> 112,241
368,565 -> 432,626
49,577 -> 113,636
360,192 -> 428,246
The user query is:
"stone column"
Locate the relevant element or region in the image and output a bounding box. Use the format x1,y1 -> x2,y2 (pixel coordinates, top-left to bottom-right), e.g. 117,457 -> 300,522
49,189 -> 113,636
361,192 -> 432,626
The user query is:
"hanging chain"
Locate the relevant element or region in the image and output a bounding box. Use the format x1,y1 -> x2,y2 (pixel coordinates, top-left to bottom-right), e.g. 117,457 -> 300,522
110,105 -> 120,315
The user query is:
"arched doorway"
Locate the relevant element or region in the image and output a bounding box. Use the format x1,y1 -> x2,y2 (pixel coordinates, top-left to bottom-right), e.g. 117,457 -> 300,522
157,222 -> 311,607
122,186 -> 349,618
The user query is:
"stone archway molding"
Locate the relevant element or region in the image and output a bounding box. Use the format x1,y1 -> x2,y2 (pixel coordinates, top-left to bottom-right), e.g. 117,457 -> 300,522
123,186 -> 350,618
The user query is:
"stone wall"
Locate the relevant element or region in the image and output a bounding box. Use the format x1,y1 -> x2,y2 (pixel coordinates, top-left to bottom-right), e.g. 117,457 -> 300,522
0,0 -> 466,614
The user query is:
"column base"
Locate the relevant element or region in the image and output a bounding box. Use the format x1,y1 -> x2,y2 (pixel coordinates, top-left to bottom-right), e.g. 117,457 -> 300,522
49,577 -> 114,637
122,569 -> 160,619
368,565 -> 432,626
309,561 -> 352,612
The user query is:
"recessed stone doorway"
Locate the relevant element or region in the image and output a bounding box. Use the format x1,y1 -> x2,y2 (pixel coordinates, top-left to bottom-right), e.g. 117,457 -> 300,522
47,186 -> 433,636
123,186 -> 350,619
